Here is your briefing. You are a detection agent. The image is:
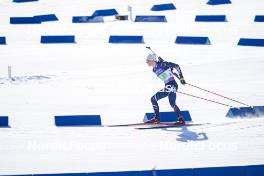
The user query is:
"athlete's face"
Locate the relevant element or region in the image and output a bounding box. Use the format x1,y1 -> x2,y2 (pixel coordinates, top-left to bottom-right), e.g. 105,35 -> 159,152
147,60 -> 156,67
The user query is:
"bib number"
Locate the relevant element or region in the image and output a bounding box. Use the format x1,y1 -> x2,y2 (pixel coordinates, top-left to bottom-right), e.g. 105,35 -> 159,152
158,69 -> 174,82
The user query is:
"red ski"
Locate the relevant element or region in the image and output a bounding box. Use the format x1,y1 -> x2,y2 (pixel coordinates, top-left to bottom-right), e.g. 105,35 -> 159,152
135,123 -> 208,130
106,122 -> 181,127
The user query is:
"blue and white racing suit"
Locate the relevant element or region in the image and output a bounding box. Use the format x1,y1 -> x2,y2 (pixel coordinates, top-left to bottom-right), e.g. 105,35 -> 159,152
151,61 -> 183,118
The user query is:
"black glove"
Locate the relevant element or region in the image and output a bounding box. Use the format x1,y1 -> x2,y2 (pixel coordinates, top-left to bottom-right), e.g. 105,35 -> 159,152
179,74 -> 186,85
180,78 -> 186,85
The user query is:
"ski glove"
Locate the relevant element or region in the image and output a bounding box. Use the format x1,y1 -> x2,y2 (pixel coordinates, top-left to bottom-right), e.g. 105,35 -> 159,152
179,74 -> 186,85
180,78 -> 186,85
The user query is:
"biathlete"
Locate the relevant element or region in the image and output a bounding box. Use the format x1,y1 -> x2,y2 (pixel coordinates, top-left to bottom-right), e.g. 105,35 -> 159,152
146,53 -> 186,124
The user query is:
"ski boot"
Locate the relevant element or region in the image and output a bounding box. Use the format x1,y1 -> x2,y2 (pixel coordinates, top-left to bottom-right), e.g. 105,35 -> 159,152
176,116 -> 185,125
145,115 -> 160,124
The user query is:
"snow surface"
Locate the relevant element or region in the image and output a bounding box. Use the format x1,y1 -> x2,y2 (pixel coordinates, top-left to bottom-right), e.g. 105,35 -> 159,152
0,0 -> 264,175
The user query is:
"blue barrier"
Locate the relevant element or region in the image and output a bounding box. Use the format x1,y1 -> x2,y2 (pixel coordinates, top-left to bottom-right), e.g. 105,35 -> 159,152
135,15 -> 167,22
41,35 -> 76,44
193,166 -> 244,176
34,14 -> 58,22
87,171 -> 150,176
109,35 -> 144,44
72,16 -> 104,23
157,169 -> 193,176
17,164 -> 264,176
0,37 -> 6,45
55,115 -> 102,127
195,15 -> 227,22
92,9 -> 118,17
245,165 -> 264,176
35,174 -> 86,176
207,0 -> 231,5
151,3 -> 176,11
254,15 -> 264,22
226,106 -> 264,118
238,38 -> 264,47
10,17 -> 40,24
144,111 -> 192,122
13,0 -> 38,2
0,116 -> 9,127
176,36 -> 211,45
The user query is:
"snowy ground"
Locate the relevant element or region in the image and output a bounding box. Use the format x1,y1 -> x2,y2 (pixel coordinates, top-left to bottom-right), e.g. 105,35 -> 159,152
1,118 -> 264,175
0,0 -> 264,175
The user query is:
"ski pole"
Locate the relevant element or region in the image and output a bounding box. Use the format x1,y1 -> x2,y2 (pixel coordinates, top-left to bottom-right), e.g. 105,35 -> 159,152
146,46 -> 158,56
145,46 -> 164,62
177,91 -> 235,108
186,83 -> 251,107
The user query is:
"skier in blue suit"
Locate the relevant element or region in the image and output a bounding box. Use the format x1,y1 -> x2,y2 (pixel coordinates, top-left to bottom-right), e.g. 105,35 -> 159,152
146,53 -> 186,124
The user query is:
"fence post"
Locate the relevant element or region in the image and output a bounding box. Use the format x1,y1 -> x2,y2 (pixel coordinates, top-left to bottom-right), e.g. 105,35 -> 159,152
8,66 -> 12,80
128,5 -> 133,21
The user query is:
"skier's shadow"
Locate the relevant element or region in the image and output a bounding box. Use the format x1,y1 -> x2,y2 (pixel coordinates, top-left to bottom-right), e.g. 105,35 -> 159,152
162,126 -> 208,142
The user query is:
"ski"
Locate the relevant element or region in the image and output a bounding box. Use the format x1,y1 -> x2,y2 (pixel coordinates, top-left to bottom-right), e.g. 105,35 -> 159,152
106,122 -> 179,127
106,123 -> 146,127
135,123 -> 208,130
